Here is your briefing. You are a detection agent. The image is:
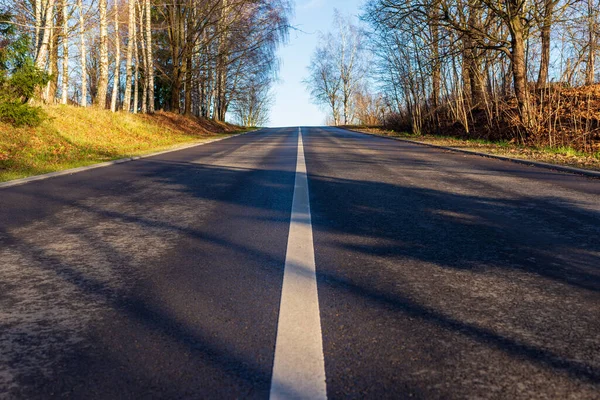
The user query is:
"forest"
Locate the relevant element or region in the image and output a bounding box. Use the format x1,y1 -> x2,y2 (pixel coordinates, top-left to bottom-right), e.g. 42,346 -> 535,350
1,0 -> 291,127
1,0 -> 600,154
305,0 -> 600,154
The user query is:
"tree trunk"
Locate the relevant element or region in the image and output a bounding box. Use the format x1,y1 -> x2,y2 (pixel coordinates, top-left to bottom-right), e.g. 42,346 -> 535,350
123,0 -> 136,111
110,0 -> 121,112
95,0 -> 108,108
145,0 -> 154,113
585,0 -> 597,85
133,28 -> 139,114
35,0 -> 56,71
537,0 -> 554,88
184,52 -> 192,115
47,3 -> 62,102
462,49 -> 472,104
587,40 -> 596,86
167,0 -> 184,113
430,22 -> 440,109
510,17 -> 529,127
170,64 -> 181,113
137,0 -> 147,113
469,55 -> 484,105
35,0 -> 42,51
217,72 -> 225,121
60,0 -> 69,104
78,0 -> 87,106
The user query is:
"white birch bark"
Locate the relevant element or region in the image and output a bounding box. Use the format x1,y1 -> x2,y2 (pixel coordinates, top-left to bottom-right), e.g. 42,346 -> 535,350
110,0 -> 121,112
42,10 -> 55,102
35,0 -> 42,51
137,0 -> 147,113
145,0 -> 154,113
133,13 -> 139,113
95,0 -> 109,108
78,0 -> 87,106
60,0 -> 69,104
123,0 -> 136,111
35,0 -> 56,70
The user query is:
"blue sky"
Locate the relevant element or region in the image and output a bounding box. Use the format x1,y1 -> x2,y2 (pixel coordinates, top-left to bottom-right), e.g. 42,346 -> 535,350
268,0 -> 365,127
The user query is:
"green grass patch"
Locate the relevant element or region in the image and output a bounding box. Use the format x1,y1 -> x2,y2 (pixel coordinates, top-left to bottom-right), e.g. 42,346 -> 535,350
0,104 -> 244,182
541,146 -> 588,158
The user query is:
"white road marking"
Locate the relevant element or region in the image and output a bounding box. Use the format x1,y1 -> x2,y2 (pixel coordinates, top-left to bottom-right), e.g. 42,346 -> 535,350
270,128 -> 327,400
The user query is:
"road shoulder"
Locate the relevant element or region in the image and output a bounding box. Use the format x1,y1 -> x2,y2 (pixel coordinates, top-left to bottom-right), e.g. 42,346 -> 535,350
0,132 -> 250,189
343,127 -> 600,179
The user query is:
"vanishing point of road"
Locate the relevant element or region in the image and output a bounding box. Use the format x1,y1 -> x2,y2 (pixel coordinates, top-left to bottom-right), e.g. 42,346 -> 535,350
1,127 -> 599,399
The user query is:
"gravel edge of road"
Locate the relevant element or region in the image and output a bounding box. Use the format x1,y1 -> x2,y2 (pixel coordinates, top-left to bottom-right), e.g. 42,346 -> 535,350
344,128 -> 600,180
0,131 -> 252,189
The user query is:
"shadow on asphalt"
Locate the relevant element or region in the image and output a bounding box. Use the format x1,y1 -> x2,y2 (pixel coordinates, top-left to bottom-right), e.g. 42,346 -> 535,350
1,127 -> 599,397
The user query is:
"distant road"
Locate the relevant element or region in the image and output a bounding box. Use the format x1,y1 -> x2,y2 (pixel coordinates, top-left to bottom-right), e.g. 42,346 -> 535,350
1,127 -> 599,399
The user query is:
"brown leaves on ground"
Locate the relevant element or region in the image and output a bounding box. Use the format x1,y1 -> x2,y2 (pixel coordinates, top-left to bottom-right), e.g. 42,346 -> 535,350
140,111 -> 240,136
351,127 -> 600,173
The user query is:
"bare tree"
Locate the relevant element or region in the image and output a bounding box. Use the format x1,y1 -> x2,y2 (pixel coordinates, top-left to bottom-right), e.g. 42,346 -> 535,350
305,11 -> 367,125
305,41 -> 342,125
334,11 -> 366,124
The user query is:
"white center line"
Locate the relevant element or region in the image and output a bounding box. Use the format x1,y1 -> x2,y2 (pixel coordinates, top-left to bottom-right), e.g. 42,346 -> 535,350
270,128 -> 327,400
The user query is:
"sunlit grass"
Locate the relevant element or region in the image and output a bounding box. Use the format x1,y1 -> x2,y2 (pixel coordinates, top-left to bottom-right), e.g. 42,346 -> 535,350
0,104 -> 244,182
350,127 -> 600,172
541,146 -> 588,158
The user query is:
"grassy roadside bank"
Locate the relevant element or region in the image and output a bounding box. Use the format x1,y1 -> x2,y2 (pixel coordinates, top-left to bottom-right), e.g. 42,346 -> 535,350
347,127 -> 600,173
0,105 -> 251,182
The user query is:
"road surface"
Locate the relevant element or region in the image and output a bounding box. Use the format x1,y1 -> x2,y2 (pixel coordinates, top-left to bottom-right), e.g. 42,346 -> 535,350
1,127 -> 599,399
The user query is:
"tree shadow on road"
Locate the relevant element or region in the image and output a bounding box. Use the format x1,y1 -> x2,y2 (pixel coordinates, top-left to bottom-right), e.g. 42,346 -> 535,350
1,128 -> 599,397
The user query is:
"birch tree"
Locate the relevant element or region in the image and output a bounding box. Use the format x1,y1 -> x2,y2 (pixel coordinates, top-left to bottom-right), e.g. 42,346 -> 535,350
110,0 -> 120,112
305,11 -> 367,125
123,0 -> 136,111
144,0 -> 154,112
5,0 -> 291,120
305,41 -> 342,125
60,0 -> 69,104
35,0 -> 56,71
78,0 -> 87,106
95,0 -> 108,107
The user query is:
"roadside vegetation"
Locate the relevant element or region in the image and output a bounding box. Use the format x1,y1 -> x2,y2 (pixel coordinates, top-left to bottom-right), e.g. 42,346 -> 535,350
0,0 -> 283,182
1,0 -> 291,126
348,126 -> 600,172
305,2 -> 600,167
0,104 -> 243,182
0,12 -> 49,127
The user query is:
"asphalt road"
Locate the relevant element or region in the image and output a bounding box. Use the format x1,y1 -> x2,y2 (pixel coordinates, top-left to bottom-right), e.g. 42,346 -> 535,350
1,127 -> 599,399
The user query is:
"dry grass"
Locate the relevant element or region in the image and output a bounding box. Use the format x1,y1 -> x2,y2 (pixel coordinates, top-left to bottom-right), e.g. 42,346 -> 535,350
387,84 -> 600,156
0,105 -> 246,182
349,127 -> 600,173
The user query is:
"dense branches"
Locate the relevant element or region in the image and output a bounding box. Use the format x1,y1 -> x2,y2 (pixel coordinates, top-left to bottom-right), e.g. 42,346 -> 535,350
362,0 -> 600,149
1,0 -> 291,125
